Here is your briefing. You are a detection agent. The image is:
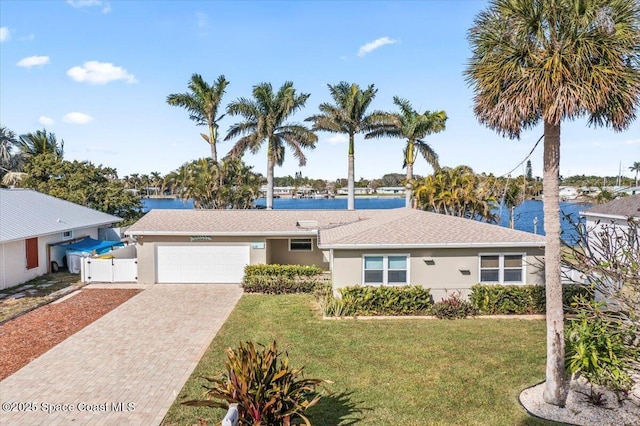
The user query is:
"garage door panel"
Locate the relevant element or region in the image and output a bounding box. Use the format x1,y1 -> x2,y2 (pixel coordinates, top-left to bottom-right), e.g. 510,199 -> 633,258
156,245 -> 249,283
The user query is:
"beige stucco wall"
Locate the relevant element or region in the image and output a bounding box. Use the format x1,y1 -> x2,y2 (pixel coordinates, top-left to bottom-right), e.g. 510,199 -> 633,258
0,227 -> 100,290
331,247 -> 545,301
267,238 -> 329,269
135,235 -> 268,284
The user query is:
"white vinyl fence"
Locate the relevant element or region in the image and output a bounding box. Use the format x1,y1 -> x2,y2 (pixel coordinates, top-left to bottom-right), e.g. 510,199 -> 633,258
81,257 -> 137,283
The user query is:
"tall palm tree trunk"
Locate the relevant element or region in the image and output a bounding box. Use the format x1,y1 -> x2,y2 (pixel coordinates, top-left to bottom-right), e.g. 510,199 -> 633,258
406,162 -> 414,208
542,120 -> 568,407
266,154 -> 275,210
347,135 -> 355,210
209,124 -> 217,163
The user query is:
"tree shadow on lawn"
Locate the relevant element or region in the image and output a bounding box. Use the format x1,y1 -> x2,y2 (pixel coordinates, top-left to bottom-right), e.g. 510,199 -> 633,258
307,391 -> 368,425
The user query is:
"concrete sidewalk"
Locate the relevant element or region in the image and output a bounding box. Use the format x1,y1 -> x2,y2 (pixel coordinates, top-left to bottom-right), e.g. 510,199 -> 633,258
0,284 -> 243,425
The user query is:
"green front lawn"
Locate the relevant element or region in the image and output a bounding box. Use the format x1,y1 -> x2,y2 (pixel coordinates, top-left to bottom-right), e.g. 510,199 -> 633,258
163,295 -> 557,425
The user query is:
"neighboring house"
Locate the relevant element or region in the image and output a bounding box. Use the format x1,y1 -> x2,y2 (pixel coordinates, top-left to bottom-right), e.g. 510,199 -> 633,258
126,208 -> 545,300
336,187 -> 372,195
579,194 -> 640,301
559,186 -> 578,200
0,189 -> 122,290
581,194 -> 640,236
376,187 -> 405,195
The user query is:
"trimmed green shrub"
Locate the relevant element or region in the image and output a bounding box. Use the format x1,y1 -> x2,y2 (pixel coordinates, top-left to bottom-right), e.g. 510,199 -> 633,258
432,292 -> 478,319
244,264 -> 324,278
182,341 -> 328,425
469,284 -> 591,315
242,264 -> 327,294
336,285 -> 433,316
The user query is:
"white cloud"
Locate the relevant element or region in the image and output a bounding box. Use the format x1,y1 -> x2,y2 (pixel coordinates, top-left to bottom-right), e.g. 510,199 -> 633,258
63,112 -> 94,124
327,134 -> 348,145
357,36 -> 398,57
20,34 -> 35,41
16,55 -> 50,68
625,138 -> 640,146
39,116 -> 55,125
67,61 -> 137,85
67,0 -> 111,13
0,27 -> 10,42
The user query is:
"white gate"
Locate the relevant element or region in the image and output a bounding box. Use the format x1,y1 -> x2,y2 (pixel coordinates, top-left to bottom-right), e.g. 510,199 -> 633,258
81,258 -> 138,283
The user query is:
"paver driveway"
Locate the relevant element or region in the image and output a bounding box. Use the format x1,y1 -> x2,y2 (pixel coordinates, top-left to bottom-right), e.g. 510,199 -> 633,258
0,284 -> 243,426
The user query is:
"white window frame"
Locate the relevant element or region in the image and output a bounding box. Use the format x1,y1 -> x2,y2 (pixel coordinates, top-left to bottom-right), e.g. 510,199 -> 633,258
289,238 -> 313,252
362,254 -> 410,286
478,253 -> 526,284
62,230 -> 73,241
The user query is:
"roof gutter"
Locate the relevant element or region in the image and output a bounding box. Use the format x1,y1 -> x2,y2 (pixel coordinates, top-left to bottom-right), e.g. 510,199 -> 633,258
1,220 -> 122,245
317,241 -> 545,250
124,230 -> 319,237
581,211 -> 638,221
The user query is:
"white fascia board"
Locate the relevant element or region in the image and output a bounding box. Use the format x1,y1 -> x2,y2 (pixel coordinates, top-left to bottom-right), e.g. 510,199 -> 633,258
581,211 -> 637,221
318,242 -> 545,250
579,211 -> 627,220
0,220 -> 121,245
124,230 -> 318,237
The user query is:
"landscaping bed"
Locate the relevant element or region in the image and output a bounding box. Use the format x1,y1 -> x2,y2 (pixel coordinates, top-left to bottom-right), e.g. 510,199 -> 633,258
0,272 -> 83,323
162,294 -> 554,425
0,288 -> 140,380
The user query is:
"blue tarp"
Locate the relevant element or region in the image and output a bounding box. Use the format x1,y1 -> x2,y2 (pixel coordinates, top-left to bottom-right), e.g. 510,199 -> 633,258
57,237 -> 124,255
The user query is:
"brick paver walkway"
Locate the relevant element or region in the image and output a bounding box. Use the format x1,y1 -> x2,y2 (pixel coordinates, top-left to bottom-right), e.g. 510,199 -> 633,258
0,284 -> 243,425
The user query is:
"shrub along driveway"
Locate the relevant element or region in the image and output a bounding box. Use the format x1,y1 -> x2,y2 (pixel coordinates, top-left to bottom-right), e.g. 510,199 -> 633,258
163,294 -> 558,425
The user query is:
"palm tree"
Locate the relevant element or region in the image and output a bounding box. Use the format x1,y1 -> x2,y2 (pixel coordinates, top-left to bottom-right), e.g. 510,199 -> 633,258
1,126 -> 18,170
225,81 -> 317,210
167,74 -> 229,162
501,178 -> 523,229
17,128 -> 64,161
629,161 -> 640,187
466,0 -> 640,406
306,82 -> 378,210
0,127 -> 23,186
366,97 -> 447,207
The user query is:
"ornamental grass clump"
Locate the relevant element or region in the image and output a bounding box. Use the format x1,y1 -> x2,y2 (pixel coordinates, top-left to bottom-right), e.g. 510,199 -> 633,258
183,341 -> 329,425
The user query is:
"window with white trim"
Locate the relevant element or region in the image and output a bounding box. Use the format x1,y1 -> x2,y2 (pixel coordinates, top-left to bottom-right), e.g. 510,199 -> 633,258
479,254 -> 524,283
363,255 -> 408,285
289,238 -> 313,251
62,230 -> 73,240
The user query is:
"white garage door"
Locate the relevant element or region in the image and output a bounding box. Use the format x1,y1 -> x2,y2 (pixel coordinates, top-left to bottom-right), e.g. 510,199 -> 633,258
156,245 -> 250,283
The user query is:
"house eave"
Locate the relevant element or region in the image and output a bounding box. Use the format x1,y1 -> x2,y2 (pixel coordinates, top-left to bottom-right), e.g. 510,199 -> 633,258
581,211 -> 638,221
0,220 -> 123,245
125,230 -> 319,238
317,241 -> 546,250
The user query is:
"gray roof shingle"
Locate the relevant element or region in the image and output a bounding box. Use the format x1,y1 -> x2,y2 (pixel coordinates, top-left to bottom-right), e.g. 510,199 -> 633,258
582,194 -> 640,219
0,189 -> 122,243
126,209 -> 377,235
126,208 -> 544,248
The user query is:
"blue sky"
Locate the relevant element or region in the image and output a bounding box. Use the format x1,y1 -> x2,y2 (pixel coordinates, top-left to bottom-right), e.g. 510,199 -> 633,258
1,0 -> 638,180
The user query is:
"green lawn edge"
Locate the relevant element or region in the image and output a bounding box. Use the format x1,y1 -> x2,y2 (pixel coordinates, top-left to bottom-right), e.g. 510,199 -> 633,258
162,294 -> 560,425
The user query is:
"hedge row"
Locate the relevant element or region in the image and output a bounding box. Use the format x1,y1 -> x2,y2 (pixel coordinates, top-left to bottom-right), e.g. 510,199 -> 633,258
242,264 -> 327,294
338,285 -> 432,316
469,284 -> 591,315
322,284 -> 591,317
